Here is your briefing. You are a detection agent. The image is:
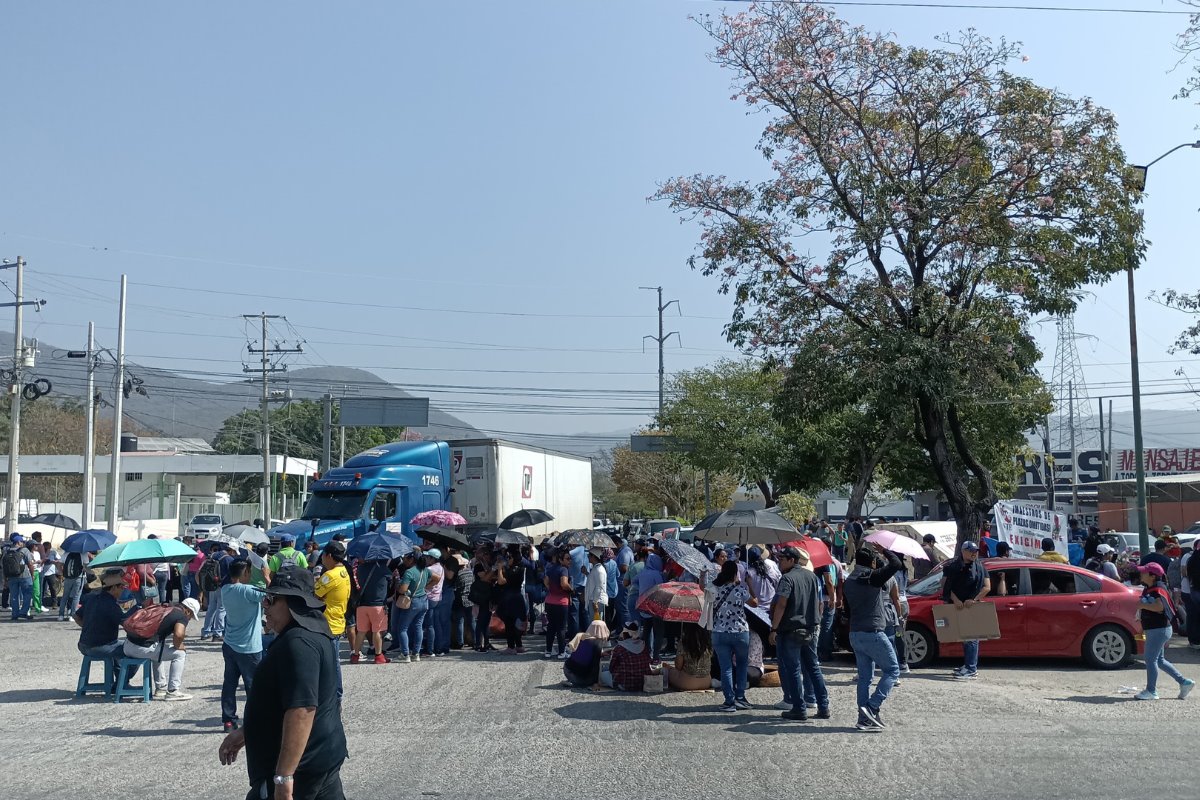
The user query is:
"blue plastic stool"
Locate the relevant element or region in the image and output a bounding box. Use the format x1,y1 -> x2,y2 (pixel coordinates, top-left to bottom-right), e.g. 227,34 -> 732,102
76,655 -> 114,698
113,657 -> 153,703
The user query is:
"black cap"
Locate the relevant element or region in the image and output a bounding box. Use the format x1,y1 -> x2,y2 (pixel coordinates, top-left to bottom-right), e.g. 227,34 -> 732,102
1041,537 -> 1055,551
323,540 -> 347,560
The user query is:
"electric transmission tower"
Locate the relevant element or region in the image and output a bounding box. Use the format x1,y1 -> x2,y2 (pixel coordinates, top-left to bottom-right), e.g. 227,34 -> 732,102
1050,316 -> 1099,455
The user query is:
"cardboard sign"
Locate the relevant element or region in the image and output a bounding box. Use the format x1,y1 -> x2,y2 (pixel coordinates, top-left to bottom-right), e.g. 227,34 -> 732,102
932,602 -> 1001,643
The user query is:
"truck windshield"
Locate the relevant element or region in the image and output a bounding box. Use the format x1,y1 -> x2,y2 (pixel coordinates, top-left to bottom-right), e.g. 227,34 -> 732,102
302,491 -> 369,521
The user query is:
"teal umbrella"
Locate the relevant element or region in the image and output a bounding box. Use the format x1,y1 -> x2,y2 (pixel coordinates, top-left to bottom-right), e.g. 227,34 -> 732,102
88,537 -> 200,568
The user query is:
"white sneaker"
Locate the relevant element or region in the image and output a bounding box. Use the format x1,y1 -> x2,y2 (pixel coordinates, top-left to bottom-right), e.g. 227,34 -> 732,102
774,701 -> 791,710
1134,689 -> 1158,701
413,654 -> 421,663
558,652 -> 569,660
153,688 -> 167,700
163,690 -> 192,701
1179,679 -> 1195,700
402,655 -> 412,664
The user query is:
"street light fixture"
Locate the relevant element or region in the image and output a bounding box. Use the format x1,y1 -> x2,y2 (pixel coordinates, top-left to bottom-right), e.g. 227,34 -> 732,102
1125,140 -> 1200,558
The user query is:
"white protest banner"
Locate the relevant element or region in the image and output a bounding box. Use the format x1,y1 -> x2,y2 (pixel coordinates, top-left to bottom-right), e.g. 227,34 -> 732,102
992,500 -> 1069,560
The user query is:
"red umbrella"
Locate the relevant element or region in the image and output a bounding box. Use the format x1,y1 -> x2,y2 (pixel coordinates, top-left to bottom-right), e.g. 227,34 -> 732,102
779,536 -> 834,569
635,581 -> 705,623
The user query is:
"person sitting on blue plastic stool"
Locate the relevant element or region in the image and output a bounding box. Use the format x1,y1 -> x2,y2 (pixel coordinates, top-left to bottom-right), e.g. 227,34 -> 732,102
74,568 -> 139,692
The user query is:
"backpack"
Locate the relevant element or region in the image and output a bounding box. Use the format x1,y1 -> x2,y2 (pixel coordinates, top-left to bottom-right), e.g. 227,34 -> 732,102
1084,557 -> 1104,574
276,548 -> 302,570
2,547 -> 24,579
123,604 -> 177,642
64,552 -> 84,580
123,566 -> 141,592
199,559 -> 221,592
1146,585 -> 1184,637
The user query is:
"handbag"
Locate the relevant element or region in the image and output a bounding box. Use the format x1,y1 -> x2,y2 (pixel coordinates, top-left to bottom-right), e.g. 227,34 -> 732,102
699,585 -> 735,631
395,593 -> 412,610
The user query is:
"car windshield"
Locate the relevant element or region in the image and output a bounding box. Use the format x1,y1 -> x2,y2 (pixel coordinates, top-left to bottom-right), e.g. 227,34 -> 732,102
907,570 -> 945,597
302,490 -> 368,521
650,521 -> 680,534
192,515 -> 222,525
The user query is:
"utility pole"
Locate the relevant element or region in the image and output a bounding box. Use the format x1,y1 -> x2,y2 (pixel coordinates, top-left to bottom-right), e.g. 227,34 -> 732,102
1,257 -> 46,535
1068,380 -> 1078,515
321,393 -> 333,474
107,276 -> 127,533
244,313 -> 302,524
68,323 -> 98,528
640,286 -> 680,415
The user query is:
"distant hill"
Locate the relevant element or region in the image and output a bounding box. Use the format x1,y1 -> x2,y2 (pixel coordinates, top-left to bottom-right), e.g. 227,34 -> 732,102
0,333 -> 485,443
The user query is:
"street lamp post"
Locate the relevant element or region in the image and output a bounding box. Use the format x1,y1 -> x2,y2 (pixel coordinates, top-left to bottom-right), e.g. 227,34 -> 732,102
1126,140 -> 1200,558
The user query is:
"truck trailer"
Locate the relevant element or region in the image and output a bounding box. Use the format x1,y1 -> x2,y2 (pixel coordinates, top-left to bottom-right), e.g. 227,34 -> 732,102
266,438 -> 592,550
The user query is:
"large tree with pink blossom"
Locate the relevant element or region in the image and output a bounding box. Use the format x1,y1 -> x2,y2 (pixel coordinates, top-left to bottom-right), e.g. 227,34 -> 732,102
655,3 -> 1143,542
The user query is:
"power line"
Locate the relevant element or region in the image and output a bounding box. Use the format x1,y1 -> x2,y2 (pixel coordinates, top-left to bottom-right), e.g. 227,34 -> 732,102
718,1 -> 1194,15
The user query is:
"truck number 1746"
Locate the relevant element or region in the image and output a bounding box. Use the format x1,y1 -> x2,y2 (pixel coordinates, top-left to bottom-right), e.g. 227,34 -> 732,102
422,475 -> 440,486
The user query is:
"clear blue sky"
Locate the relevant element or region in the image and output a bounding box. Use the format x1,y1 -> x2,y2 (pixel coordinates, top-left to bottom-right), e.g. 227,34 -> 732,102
0,1 -> 1197,445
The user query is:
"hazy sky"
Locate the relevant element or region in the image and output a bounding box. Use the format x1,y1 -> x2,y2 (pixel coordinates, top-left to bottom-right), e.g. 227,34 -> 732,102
1,1 -> 1197,447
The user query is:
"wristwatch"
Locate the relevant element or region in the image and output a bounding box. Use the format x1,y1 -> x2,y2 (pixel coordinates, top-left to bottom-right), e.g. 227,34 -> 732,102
273,775 -> 294,786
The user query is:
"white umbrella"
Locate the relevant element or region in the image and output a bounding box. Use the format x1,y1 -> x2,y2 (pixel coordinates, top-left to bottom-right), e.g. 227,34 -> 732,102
226,524 -> 269,545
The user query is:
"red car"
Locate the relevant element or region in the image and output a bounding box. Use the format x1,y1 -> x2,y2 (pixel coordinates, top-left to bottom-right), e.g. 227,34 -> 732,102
903,558 -> 1145,670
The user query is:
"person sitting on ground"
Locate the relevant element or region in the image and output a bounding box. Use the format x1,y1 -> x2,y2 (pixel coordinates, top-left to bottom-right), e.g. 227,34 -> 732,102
562,619 -> 609,688
1037,537 -> 1069,564
603,620 -> 653,691
668,622 -> 713,691
122,596 -> 201,701
74,568 -> 138,692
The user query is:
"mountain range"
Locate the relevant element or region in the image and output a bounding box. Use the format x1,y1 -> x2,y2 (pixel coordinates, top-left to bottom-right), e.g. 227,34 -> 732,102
0,332 -> 486,444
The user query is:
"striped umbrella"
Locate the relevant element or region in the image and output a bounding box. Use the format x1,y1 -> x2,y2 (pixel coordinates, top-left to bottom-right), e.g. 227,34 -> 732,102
635,581 -> 705,623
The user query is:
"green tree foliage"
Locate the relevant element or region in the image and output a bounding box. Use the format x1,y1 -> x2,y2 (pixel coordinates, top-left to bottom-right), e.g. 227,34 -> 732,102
774,492 -> 816,527
655,4 -> 1137,541
658,360 -> 787,506
610,438 -> 737,522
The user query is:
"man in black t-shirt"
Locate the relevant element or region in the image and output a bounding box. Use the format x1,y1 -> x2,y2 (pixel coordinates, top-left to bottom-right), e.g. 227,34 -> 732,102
350,560 -> 392,665
220,567 -> 346,800
940,541 -> 991,681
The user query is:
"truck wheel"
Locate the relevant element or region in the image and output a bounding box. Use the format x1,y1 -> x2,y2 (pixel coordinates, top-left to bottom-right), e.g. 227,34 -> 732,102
903,624 -> 936,669
1082,624 -> 1133,670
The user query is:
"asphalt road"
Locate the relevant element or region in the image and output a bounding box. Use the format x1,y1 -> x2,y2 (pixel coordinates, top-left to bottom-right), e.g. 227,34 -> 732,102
3,612 -> 1197,800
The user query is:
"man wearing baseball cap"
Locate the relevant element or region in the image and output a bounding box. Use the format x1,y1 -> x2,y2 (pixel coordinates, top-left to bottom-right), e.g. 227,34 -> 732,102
219,566 -> 347,799
942,540 -> 991,681
314,540 -> 350,699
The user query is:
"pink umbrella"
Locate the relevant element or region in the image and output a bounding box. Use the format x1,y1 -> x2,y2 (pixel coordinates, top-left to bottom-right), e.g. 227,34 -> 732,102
410,510 -> 468,528
865,530 -> 930,560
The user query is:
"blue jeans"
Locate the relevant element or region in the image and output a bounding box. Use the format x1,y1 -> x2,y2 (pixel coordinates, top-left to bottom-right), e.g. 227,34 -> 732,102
183,572 -> 199,601
59,577 -> 84,619
331,635 -> 343,699
1144,625 -> 1186,693
962,639 -> 980,673
435,594 -> 453,653
849,630 -> 899,713
422,597 -> 441,654
712,629 -> 750,705
612,586 -> 628,633
202,587 -> 226,637
396,596 -> 429,656
800,636 -> 826,708
78,640 -> 134,689
473,603 -> 493,649
817,605 -> 836,661
452,601 -> 467,648
10,576 -> 32,620
220,645 -> 262,724
777,630 -> 828,712
574,590 -> 590,637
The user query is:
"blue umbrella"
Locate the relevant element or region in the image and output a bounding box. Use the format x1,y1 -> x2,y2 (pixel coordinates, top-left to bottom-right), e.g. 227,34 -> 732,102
346,532 -> 420,562
60,529 -> 117,554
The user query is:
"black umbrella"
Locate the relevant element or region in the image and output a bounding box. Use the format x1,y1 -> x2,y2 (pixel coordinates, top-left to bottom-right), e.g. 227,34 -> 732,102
556,529 -> 617,550
659,537 -> 716,579
418,525 -> 472,551
346,532 -> 421,562
30,512 -> 81,530
499,509 -> 555,530
691,509 -> 799,546
479,528 -> 531,546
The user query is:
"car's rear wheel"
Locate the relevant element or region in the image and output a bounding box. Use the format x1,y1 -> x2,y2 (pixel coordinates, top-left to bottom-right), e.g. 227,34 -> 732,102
1082,624 -> 1133,669
904,624 -> 936,669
